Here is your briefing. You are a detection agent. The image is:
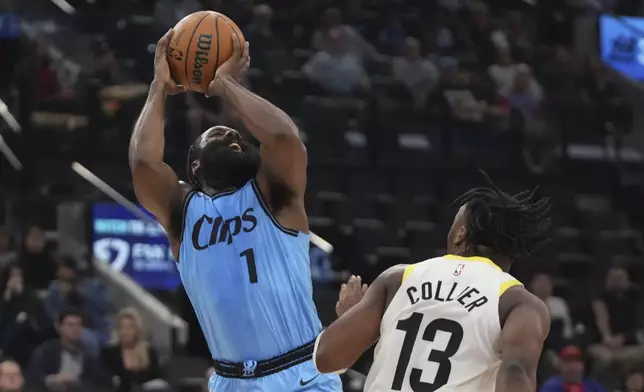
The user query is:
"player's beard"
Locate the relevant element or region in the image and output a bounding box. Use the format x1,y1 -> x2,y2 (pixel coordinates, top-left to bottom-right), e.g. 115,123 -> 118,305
198,139 -> 260,191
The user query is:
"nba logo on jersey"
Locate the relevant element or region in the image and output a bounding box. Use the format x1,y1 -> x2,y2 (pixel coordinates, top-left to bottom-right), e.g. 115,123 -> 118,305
242,360 -> 257,377
453,263 -> 466,276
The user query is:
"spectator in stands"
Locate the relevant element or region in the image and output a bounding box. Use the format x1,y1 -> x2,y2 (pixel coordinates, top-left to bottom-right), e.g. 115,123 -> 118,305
440,64 -> 507,125
503,10 -> 534,63
522,109 -> 557,175
467,2 -> 508,66
441,65 -> 485,123
18,225 -> 57,291
623,365 -> 644,392
0,359 -> 25,392
45,257 -> 110,351
392,37 -> 439,110
506,64 -> 543,120
539,346 -> 608,392
590,265 -> 644,373
488,50 -> 517,96
243,5 -> 286,75
0,227 -> 16,268
530,272 -> 573,381
0,263 -> 51,368
311,8 -> 380,64
90,42 -> 124,87
101,308 -> 165,392
531,272 -> 575,350
15,40 -> 60,101
27,309 -> 108,392
304,28 -> 370,96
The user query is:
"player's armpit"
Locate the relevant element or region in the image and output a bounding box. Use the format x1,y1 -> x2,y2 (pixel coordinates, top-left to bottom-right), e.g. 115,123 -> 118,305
314,265 -> 404,374
496,288 -> 550,392
130,161 -> 183,231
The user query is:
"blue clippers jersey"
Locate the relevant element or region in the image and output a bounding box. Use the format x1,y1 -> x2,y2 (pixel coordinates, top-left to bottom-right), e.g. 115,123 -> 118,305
177,179 -> 322,361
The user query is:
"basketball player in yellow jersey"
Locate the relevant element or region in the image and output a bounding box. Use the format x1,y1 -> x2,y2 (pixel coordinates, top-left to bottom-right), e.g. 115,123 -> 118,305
313,175 -> 552,392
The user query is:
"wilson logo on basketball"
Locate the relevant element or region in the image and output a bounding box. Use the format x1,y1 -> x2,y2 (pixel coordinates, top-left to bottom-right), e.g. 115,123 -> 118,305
192,34 -> 212,85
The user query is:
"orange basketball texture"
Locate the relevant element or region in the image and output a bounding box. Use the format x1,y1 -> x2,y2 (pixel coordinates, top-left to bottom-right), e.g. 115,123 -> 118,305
167,11 -> 246,93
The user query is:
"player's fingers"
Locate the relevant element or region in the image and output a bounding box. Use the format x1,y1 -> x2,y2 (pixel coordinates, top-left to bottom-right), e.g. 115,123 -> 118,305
350,275 -> 361,291
242,55 -> 251,70
338,284 -> 347,300
242,42 -> 250,61
362,283 -> 368,294
156,29 -> 173,56
230,26 -> 241,57
205,80 -> 216,98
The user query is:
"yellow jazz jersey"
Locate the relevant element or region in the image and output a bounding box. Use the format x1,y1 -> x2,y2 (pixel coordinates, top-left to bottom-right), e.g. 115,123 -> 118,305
364,255 -> 522,392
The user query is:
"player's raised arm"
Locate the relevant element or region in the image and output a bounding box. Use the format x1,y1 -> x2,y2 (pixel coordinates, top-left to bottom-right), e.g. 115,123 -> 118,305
496,287 -> 550,392
129,29 -> 187,232
206,31 -> 307,215
314,266 -> 405,373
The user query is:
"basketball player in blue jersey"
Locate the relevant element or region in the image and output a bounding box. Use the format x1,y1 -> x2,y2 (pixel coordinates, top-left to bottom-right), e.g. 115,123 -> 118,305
129,29 -> 342,392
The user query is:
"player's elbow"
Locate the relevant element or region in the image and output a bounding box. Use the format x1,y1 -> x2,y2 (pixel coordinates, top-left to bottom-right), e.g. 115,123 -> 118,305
314,338 -> 350,374
129,156 -> 155,172
314,346 -> 335,374
268,126 -> 303,146
497,359 -> 536,392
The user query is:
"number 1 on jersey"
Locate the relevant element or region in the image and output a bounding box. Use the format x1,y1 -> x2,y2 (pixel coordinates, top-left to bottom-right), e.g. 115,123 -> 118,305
239,248 -> 258,283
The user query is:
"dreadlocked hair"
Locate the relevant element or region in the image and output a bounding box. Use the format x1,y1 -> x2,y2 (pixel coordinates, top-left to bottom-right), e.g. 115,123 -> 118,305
186,144 -> 201,190
452,171 -> 552,260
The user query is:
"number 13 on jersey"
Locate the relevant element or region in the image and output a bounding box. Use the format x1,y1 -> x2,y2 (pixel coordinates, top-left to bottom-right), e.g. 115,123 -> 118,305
392,313 -> 464,392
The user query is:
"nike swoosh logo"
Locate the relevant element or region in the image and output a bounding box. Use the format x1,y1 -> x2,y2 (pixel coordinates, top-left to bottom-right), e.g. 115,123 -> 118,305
299,375 -> 320,386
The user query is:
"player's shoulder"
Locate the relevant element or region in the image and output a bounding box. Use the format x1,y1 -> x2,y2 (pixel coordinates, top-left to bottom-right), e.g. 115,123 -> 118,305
378,264 -> 408,286
498,284 -> 550,328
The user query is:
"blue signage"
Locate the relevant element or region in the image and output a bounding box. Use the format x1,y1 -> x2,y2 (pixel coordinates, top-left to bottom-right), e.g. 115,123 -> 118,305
0,14 -> 21,38
91,202 -> 181,290
600,15 -> 644,80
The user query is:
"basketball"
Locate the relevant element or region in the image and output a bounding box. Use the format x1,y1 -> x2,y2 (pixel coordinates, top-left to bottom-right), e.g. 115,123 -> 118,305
167,11 -> 245,93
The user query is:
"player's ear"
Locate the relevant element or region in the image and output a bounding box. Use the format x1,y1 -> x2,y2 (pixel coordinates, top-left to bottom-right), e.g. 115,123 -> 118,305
454,225 -> 467,246
191,160 -> 200,176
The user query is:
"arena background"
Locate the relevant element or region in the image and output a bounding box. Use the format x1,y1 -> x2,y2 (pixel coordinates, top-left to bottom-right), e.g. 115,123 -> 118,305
1,0 -> 644,391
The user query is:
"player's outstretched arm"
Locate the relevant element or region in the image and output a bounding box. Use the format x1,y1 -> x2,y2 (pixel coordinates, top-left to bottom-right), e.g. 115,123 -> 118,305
314,266 -> 405,374
496,287 -> 550,392
129,29 -> 187,231
206,32 -> 307,204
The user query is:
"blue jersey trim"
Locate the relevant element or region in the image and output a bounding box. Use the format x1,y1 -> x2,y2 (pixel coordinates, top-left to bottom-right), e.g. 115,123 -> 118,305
250,178 -> 299,237
177,190 -> 198,263
199,186 -> 245,200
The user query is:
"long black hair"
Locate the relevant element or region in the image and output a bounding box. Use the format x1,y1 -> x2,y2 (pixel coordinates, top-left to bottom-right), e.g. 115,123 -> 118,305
452,172 -> 552,260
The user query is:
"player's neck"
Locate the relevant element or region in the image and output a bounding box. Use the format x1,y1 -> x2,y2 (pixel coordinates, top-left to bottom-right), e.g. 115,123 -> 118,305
201,184 -> 238,196
455,248 -> 511,272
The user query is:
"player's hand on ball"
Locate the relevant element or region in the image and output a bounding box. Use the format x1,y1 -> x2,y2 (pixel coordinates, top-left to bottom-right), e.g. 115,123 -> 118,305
206,27 -> 250,97
335,275 -> 368,317
154,29 -> 187,95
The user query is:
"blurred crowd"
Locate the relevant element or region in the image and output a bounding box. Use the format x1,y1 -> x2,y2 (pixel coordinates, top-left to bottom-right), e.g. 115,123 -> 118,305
0,226 -> 181,392
0,0 -> 634,173
0,0 -> 644,392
